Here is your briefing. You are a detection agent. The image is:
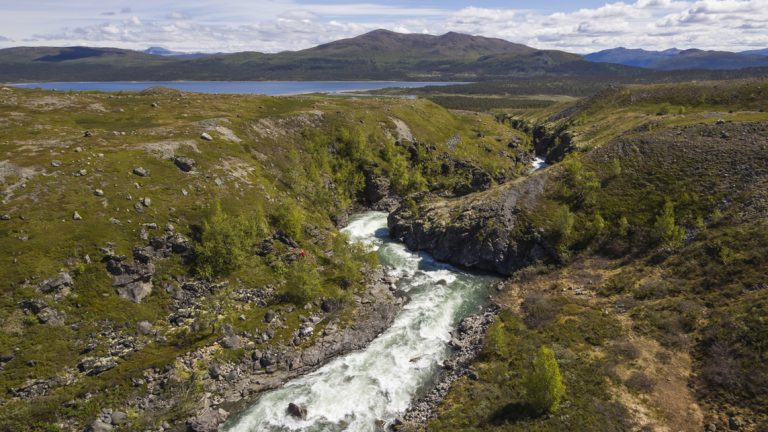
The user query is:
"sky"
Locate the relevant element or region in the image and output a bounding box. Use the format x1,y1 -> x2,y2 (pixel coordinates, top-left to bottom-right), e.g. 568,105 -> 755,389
0,0 -> 766,54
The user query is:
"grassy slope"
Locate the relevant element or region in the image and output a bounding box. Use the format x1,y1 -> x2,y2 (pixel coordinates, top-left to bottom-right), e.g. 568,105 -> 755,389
0,87 -> 529,430
417,79 -> 768,431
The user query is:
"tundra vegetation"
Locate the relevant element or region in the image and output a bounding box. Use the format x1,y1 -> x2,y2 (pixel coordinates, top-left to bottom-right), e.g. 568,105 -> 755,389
395,78 -> 768,432
0,86 -> 529,430
0,76 -> 766,432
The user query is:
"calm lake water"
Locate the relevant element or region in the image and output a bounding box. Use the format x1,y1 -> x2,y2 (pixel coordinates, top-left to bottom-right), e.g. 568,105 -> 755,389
11,81 -> 464,95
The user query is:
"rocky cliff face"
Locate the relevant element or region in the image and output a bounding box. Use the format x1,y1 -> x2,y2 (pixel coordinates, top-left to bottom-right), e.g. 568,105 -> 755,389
388,171 -> 555,275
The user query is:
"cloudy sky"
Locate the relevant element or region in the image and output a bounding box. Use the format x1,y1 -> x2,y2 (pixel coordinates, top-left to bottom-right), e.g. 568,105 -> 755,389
0,0 -> 766,53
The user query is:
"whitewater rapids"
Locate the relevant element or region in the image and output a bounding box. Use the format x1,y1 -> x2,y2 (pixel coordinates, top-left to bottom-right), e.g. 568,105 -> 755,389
223,212 -> 495,431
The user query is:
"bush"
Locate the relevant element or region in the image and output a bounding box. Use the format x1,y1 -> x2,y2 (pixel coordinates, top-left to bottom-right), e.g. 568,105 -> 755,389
523,345 -> 566,414
625,371 -> 654,393
283,259 -> 322,305
273,202 -> 304,240
522,293 -> 561,329
654,200 -> 685,248
194,202 -> 264,278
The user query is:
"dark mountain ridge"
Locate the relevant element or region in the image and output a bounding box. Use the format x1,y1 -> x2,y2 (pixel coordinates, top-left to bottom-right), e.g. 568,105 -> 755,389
586,46 -> 768,70
0,29 -> 638,82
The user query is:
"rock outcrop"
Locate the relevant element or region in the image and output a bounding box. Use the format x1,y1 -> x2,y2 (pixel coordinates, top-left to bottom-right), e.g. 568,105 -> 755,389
388,172 -> 554,276
37,272 -> 73,299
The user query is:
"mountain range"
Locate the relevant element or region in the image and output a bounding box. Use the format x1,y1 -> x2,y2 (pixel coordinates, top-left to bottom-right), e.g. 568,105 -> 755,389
0,29 -> 636,82
0,29 -> 766,82
584,47 -> 768,70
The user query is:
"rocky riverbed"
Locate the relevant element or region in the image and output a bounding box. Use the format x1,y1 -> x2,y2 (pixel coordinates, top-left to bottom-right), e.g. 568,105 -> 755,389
395,302 -> 501,430
121,269 -> 405,432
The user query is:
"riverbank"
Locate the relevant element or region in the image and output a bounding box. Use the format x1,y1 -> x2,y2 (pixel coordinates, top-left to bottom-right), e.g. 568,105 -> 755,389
191,268 -> 406,431
396,300 -> 501,430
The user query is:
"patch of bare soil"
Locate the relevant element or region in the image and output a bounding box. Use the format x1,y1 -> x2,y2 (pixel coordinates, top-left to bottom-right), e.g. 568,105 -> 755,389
0,160 -> 40,204
390,117 -> 414,142
26,95 -> 76,111
140,139 -> 200,159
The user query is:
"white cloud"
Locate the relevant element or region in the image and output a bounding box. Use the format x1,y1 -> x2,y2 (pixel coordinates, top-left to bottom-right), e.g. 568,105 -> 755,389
1,0 -> 767,53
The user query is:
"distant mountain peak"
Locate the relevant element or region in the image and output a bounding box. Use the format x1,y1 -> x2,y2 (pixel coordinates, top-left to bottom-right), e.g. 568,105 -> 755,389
585,46 -> 768,70
143,46 -> 214,59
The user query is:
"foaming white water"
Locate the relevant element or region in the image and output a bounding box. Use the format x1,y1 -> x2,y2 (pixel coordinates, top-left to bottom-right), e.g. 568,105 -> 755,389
531,156 -> 549,172
223,212 -> 495,432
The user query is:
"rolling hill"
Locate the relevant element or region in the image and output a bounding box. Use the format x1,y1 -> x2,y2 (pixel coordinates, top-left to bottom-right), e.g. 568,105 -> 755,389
0,29 -> 640,82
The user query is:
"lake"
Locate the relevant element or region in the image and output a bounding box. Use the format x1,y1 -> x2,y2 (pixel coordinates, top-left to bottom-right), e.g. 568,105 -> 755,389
10,81 -> 464,96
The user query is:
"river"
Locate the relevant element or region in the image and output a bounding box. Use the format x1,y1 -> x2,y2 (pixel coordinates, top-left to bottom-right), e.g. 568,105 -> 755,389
222,212 -> 497,431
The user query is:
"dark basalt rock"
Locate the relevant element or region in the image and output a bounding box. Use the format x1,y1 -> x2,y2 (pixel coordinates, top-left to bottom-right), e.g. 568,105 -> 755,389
287,402 -> 307,420
388,171 -> 554,276
172,156 -> 196,172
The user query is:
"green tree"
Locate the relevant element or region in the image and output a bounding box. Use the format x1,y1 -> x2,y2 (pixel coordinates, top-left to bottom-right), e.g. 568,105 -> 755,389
618,215 -> 630,237
523,346 -> 566,414
608,159 -> 622,178
593,212 -> 607,234
548,204 -> 575,255
654,200 -> 686,248
194,202 -> 263,278
284,259 -> 322,304
561,157 -> 600,208
274,202 -> 304,240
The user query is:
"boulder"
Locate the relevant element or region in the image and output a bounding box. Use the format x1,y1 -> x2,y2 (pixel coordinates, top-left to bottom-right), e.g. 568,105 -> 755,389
37,308 -> 66,326
38,272 -> 73,297
51,160 -> 62,167
200,132 -> 213,141
137,320 -> 153,335
77,357 -> 118,376
208,363 -> 222,379
287,402 -> 307,420
264,311 -> 276,323
86,419 -> 113,432
187,408 -> 228,432
320,298 -> 339,313
106,251 -> 154,303
132,167 -> 149,177
172,156 -> 196,172
220,324 -> 241,349
73,211 -> 83,221
19,298 -> 47,314
110,411 -> 128,425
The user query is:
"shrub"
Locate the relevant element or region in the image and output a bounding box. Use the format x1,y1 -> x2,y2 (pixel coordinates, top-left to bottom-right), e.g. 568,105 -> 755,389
194,202 -> 264,278
273,202 -> 304,240
625,371 -> 654,393
654,200 -> 685,248
283,259 -> 322,305
522,292 -> 561,329
561,157 -> 600,209
549,204 -> 575,255
523,345 -> 566,414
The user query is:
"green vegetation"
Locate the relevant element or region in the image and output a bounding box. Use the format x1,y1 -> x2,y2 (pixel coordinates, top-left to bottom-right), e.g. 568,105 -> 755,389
422,77 -> 768,430
0,86 -> 528,430
194,202 -> 266,278
523,346 -> 565,414
653,200 -> 686,249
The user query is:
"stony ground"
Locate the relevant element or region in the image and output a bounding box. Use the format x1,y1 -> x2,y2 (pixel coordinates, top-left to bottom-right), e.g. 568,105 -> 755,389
0,86 -> 531,431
